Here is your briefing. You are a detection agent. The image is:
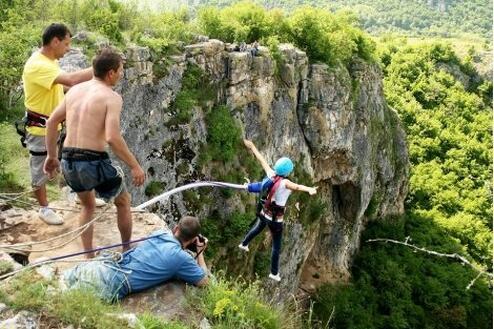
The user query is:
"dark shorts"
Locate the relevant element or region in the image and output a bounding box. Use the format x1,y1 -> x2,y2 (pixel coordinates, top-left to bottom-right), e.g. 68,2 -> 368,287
61,147 -> 125,202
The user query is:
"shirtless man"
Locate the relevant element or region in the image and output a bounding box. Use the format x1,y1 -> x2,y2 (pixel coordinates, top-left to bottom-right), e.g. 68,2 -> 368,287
44,48 -> 146,257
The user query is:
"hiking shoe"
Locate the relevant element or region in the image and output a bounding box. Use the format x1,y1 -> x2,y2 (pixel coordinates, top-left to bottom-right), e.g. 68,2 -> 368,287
268,273 -> 281,282
238,243 -> 249,252
39,207 -> 64,225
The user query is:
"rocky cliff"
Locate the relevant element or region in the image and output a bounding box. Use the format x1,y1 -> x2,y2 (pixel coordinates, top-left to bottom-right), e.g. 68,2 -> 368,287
65,39 -> 409,297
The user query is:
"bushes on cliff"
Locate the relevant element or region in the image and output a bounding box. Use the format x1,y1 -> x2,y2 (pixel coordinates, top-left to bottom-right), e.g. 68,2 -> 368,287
197,2 -> 376,66
205,105 -> 241,163
168,64 -> 213,125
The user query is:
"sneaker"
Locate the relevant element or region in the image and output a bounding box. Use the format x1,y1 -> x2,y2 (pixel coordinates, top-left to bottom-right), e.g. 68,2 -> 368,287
39,207 -> 64,225
238,243 -> 249,252
268,273 -> 281,282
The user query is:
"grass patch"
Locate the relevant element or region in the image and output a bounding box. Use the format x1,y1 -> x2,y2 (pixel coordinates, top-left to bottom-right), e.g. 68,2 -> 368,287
138,313 -> 189,329
0,260 -> 14,276
188,274 -> 288,329
0,122 -> 61,200
51,289 -> 129,329
0,122 -> 28,192
0,271 -> 130,328
0,270 -> 50,311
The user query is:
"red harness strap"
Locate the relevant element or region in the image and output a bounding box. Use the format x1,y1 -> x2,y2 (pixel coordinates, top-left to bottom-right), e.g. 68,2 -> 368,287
263,176 -> 284,218
26,110 -> 49,128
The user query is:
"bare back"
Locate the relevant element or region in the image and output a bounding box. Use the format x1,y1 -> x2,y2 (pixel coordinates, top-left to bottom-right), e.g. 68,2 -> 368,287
63,79 -> 121,152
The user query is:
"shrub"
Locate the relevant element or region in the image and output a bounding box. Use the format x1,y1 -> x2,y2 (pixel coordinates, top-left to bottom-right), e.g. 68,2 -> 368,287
138,313 -> 189,329
206,105 -> 241,163
167,64 -> 216,125
145,181 -> 165,197
189,274 -> 286,329
0,260 -> 13,276
197,3 -> 377,66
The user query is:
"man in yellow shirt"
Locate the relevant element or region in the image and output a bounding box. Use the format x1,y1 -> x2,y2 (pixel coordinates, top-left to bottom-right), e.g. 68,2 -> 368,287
22,23 -> 93,225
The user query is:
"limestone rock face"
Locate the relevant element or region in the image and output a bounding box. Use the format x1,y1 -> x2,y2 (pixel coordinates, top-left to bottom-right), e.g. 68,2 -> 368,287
0,311 -> 38,329
62,41 -> 409,297
122,281 -> 190,321
59,48 -> 89,72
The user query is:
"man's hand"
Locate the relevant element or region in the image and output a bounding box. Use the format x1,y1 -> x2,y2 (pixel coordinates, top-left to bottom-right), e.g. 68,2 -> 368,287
43,157 -> 60,179
131,165 -> 146,186
243,176 -> 251,190
243,139 -> 255,150
308,186 -> 318,195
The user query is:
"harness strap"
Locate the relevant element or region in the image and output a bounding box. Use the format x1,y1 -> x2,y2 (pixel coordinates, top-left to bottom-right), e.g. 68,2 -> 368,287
62,147 -> 109,161
14,117 -> 28,148
29,150 -> 48,156
26,110 -> 49,128
264,176 -> 283,211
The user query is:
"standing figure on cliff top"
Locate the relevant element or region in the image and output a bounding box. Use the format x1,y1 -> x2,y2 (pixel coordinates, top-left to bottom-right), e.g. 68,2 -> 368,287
239,140 -> 318,282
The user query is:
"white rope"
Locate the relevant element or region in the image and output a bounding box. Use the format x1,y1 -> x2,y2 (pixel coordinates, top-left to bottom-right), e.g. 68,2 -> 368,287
0,181 -> 245,251
0,204 -> 113,252
135,181 -> 245,210
0,195 -> 142,214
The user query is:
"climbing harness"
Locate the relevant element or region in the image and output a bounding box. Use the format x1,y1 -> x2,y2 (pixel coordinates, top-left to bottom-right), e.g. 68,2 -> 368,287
14,110 -> 65,157
252,175 -> 286,221
25,110 -> 49,128
14,110 -> 49,153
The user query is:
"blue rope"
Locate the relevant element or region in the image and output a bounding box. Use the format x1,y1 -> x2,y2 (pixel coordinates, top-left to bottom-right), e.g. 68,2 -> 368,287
47,233 -> 166,262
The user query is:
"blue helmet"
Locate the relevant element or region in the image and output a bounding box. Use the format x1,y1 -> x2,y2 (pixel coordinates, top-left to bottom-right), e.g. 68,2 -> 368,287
274,157 -> 294,177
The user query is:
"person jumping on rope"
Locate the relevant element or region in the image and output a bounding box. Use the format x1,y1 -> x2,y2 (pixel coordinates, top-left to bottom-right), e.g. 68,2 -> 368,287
239,139 -> 317,282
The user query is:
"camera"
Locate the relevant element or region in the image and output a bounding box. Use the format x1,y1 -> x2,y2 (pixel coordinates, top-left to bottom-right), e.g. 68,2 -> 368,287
186,234 -> 206,253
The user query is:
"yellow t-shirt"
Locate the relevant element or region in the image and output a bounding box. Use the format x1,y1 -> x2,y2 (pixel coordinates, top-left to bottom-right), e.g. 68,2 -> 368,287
23,51 -> 64,136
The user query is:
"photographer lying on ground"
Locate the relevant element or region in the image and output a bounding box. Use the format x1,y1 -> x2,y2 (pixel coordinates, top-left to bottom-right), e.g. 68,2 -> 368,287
63,216 -> 209,301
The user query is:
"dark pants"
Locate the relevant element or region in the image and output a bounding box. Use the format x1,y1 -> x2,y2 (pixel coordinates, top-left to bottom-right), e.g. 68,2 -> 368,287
241,215 -> 283,275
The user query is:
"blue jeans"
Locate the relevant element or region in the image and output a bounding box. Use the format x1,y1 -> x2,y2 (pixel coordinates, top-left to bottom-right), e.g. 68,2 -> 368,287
64,253 -> 131,301
61,147 -> 124,201
241,215 -> 283,275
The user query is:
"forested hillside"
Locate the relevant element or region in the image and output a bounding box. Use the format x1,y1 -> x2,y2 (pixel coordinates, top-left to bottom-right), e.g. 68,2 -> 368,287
313,41 -> 492,329
145,0 -> 493,38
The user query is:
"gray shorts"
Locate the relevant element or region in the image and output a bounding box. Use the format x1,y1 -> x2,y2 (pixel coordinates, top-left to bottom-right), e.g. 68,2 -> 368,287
25,133 -> 48,187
